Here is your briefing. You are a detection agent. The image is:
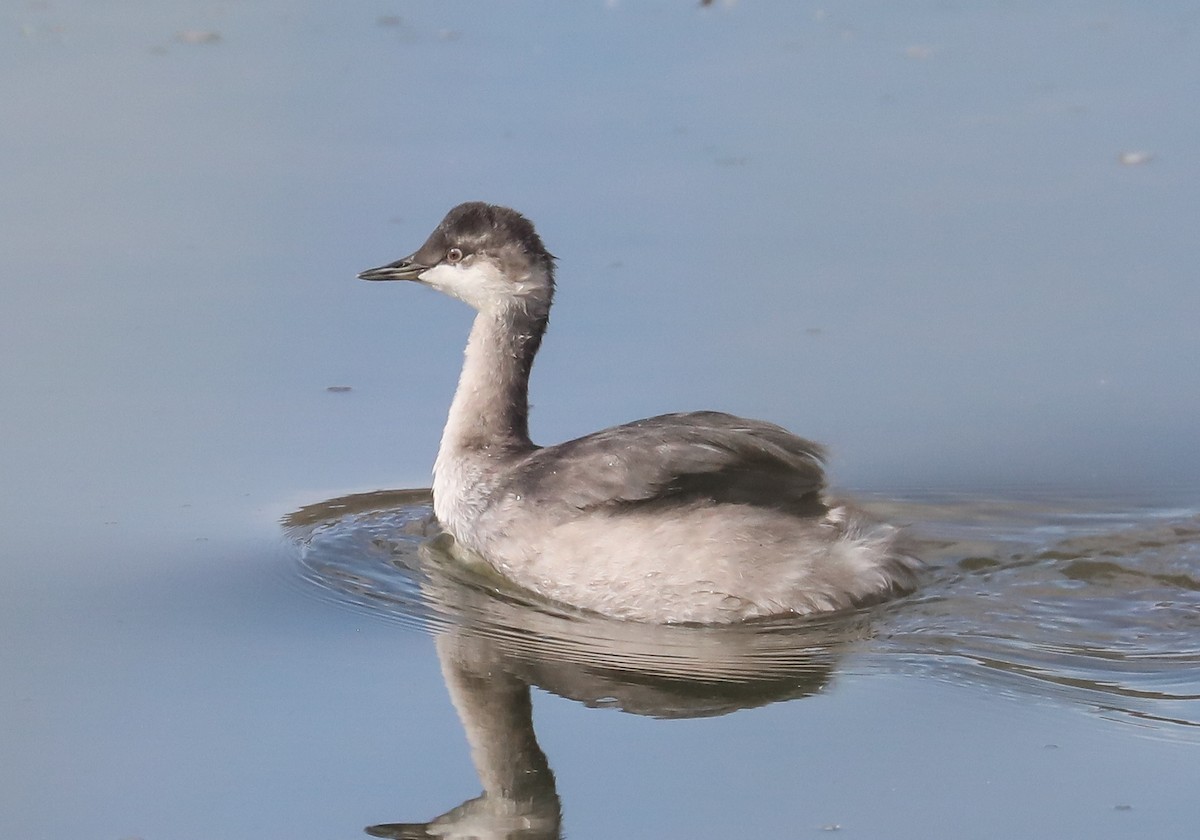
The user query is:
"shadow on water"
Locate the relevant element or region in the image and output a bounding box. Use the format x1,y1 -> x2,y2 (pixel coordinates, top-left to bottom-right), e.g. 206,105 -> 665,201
283,490 -> 1200,837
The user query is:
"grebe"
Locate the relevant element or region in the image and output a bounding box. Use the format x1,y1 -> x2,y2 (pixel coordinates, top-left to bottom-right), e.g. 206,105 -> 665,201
358,202 -> 920,623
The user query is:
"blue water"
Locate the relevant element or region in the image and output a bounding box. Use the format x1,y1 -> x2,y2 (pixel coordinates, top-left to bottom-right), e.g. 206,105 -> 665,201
3,2 -> 1199,838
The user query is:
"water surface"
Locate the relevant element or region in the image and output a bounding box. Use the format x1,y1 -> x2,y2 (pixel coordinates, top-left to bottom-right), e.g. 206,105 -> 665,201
3,2 -> 1198,838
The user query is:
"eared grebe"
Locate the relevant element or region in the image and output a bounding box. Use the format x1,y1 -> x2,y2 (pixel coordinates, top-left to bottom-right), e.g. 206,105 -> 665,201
358,202 -> 920,623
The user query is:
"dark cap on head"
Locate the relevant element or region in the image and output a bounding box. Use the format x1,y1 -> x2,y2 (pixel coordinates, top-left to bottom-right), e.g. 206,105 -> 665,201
433,202 -> 551,259
358,202 -> 555,285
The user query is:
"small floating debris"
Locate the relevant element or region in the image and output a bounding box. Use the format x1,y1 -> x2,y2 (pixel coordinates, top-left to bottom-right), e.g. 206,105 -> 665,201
904,45 -> 934,60
1114,804 -> 1133,811
1118,150 -> 1154,166
376,15 -> 403,28
326,385 -> 353,393
175,29 -> 221,45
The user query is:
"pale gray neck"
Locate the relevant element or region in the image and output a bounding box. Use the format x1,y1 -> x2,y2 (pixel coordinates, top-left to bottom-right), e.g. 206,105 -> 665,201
439,305 -> 545,458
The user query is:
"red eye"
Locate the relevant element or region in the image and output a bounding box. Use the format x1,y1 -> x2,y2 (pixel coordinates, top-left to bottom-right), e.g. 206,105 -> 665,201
446,247 -> 464,264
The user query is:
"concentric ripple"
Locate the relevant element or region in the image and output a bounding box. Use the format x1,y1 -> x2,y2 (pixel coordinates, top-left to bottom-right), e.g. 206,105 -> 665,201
283,489 -> 1200,730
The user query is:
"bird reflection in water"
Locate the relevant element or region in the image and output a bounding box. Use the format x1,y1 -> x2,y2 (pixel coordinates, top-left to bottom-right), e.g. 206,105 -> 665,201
285,490 -> 1200,837
285,490 -> 873,839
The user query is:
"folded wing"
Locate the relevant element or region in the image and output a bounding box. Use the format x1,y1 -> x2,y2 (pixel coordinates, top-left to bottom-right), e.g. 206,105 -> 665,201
505,411 -> 828,516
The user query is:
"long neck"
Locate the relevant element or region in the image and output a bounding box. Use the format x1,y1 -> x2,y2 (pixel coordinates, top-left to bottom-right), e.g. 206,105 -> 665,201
439,305 -> 546,458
